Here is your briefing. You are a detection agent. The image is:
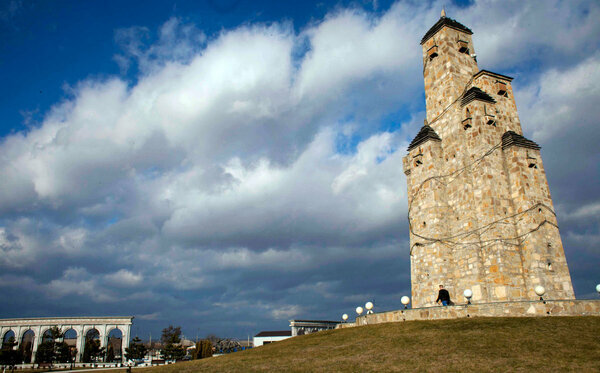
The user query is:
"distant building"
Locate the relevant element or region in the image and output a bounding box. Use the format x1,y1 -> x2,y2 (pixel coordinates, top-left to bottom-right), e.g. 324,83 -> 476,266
253,319 -> 340,347
253,331 -> 292,347
289,320 -> 339,336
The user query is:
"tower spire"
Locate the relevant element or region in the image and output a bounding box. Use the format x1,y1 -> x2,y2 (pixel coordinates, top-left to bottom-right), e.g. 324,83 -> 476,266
441,7 -> 446,17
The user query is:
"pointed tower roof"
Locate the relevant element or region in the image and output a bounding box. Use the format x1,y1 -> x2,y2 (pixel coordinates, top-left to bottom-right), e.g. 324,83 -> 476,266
407,125 -> 442,151
461,87 -> 496,106
501,131 -> 541,150
420,15 -> 473,45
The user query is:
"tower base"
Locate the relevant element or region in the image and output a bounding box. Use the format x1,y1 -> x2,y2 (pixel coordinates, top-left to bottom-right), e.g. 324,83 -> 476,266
338,300 -> 600,328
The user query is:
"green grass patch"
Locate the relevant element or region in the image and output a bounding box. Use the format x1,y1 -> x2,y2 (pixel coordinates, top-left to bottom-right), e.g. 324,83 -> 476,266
106,317 -> 600,372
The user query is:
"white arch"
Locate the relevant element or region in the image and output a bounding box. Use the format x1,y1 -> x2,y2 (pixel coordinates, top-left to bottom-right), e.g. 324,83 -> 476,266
63,327 -> 78,338
40,327 -> 53,337
2,329 -> 15,340
107,327 -> 123,338
20,328 -> 35,339
2,329 -> 16,347
20,329 -> 36,363
83,326 -> 101,338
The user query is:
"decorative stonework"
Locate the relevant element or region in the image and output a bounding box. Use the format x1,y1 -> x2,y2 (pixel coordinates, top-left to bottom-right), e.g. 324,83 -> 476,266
402,15 -> 575,308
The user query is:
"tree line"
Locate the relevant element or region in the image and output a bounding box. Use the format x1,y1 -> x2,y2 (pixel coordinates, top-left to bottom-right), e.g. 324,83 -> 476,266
125,325 -> 213,361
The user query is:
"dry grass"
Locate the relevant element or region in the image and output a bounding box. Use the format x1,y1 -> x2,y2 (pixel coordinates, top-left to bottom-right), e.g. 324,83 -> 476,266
102,317 -> 600,372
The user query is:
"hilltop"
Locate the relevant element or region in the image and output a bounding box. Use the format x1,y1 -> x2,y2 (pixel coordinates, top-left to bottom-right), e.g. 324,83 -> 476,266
112,316 -> 600,372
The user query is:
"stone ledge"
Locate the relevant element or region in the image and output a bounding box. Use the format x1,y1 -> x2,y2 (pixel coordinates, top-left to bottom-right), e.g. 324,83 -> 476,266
337,299 -> 600,328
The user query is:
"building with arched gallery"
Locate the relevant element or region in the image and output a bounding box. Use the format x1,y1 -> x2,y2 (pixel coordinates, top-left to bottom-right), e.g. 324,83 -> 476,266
0,316 -> 133,364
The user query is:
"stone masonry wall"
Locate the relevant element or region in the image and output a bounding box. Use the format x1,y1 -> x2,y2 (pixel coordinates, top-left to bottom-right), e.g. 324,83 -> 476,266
336,300 -> 600,328
403,17 -> 575,308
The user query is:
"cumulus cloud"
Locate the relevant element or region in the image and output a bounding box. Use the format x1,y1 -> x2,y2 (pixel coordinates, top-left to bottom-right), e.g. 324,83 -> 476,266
105,269 -> 143,287
0,0 -> 598,337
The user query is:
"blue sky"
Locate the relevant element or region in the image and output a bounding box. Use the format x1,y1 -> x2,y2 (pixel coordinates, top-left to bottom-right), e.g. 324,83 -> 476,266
1,0 -> 403,136
1,0 -> 599,341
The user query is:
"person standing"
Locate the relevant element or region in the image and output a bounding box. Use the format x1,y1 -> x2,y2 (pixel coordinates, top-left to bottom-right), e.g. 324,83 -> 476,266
436,285 -> 451,306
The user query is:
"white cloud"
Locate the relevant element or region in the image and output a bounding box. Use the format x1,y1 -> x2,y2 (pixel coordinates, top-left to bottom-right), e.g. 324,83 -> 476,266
517,55 -> 600,143
105,269 -> 143,287
271,304 -> 303,319
45,267 -> 115,302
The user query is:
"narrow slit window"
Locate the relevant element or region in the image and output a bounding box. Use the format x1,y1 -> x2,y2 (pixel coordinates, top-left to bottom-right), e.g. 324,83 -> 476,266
463,107 -> 472,130
497,81 -> 508,97
458,40 -> 469,54
484,105 -> 496,126
527,153 -> 537,168
427,45 -> 438,60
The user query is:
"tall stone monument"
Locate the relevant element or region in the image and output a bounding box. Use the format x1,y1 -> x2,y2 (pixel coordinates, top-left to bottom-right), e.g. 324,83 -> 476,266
403,12 -> 575,308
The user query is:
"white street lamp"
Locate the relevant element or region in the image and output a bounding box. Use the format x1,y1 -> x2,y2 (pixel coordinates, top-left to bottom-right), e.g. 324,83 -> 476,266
534,285 -> 546,301
596,284 -> 600,296
401,296 -> 410,309
463,289 -> 473,305
356,306 -> 364,316
342,314 -> 348,322
365,302 -> 374,314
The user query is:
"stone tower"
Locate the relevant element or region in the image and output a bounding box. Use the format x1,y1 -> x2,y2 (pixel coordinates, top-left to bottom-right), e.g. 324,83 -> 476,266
402,13 -> 575,308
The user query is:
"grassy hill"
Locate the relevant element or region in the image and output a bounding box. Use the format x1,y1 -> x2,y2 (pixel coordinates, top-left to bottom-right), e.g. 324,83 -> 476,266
124,317 -> 600,372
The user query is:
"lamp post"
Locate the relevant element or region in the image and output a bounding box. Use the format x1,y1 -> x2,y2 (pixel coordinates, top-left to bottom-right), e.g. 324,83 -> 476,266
401,296 -> 410,309
365,302 -> 374,314
534,285 -> 546,302
596,284 -> 600,297
342,314 -> 348,323
356,306 -> 363,316
463,289 -> 473,305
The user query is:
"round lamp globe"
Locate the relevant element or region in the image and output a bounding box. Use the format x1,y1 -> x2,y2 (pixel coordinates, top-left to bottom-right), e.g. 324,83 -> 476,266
463,289 -> 473,299
356,306 -> 364,315
342,314 -> 348,321
401,296 -> 410,305
534,285 -> 546,296
365,301 -> 374,310
596,284 -> 600,293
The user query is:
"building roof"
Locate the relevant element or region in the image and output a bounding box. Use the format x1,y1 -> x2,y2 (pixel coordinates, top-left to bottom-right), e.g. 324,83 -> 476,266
421,16 -> 473,45
254,331 -> 292,337
290,320 -> 339,324
461,87 -> 496,106
501,131 -> 541,150
474,70 -> 514,82
407,125 -> 442,151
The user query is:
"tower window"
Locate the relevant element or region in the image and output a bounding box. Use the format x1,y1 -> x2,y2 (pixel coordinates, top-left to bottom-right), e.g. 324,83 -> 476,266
463,108 -> 472,130
458,40 -> 469,54
497,81 -> 508,97
427,45 -> 438,60
462,118 -> 472,130
484,105 -> 496,126
527,152 -> 537,168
